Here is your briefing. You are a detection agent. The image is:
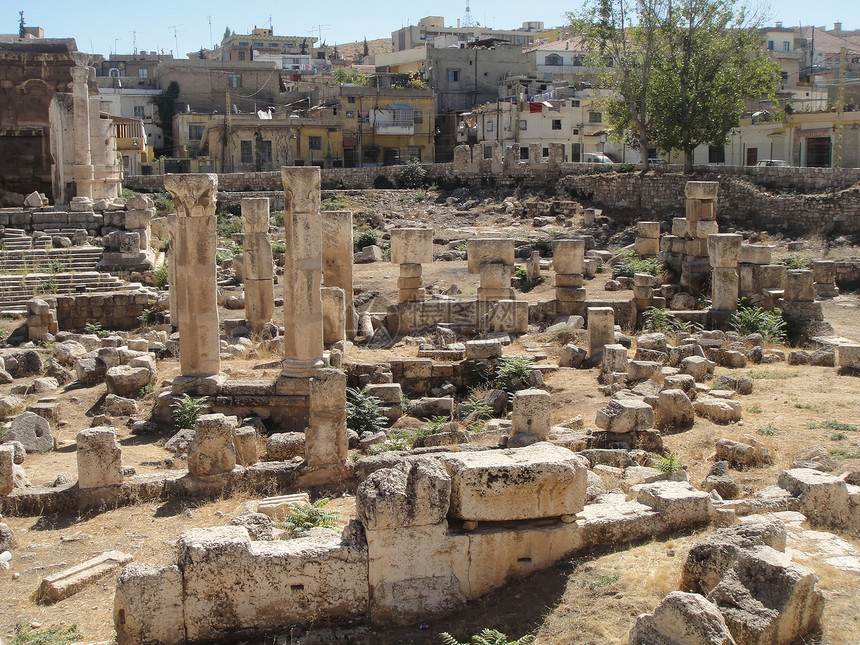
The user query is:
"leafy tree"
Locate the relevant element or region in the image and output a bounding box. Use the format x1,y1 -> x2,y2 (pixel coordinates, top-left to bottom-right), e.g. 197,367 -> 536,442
332,67 -> 368,86
363,37 -> 369,57
572,0 -> 664,173
650,0 -> 778,173
223,27 -> 233,40
152,81 -> 180,156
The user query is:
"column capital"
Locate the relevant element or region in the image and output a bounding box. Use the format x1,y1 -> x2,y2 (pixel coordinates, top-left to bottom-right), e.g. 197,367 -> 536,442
281,166 -> 320,215
164,174 -> 218,218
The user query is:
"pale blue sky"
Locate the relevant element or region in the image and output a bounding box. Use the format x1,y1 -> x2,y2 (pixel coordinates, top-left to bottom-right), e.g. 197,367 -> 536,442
9,0 -> 860,57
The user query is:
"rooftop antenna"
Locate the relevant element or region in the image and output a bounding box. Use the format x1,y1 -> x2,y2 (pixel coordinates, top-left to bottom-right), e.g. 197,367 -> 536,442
308,24 -> 330,46
168,24 -> 183,57
18,11 -> 25,38
207,16 -> 213,50
269,14 -> 273,30
463,0 -> 476,28
129,30 -> 143,55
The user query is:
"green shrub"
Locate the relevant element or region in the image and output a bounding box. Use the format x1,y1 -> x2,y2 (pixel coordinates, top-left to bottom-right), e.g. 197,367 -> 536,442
153,191 -> 174,215
394,159 -> 427,188
494,355 -> 535,393
653,451 -> 686,473
530,237 -> 554,256
11,622 -> 83,645
781,255 -> 810,269
641,307 -> 698,334
271,210 -> 285,226
346,387 -> 388,435
460,397 -> 492,420
216,211 -> 242,237
613,255 -> 663,279
277,498 -> 340,537
137,308 -> 157,327
808,420 -> 859,432
171,394 -> 208,430
373,174 -> 394,189
84,322 -> 110,338
730,306 -> 786,342
153,264 -> 169,290
440,629 -> 536,645
136,383 -> 154,398
354,229 -> 380,249
271,241 -> 286,255
756,423 -> 777,436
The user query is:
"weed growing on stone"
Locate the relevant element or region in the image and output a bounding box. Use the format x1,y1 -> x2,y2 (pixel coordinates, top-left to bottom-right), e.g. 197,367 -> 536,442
613,251 -> 663,279
440,628 -> 536,645
277,498 -> 340,537
137,308 -> 157,327
152,264 -> 169,290
730,305 -> 786,342
653,452 -> 686,473
494,355 -> 535,394
171,394 -> 208,430
84,322 -> 109,338
11,622 -> 82,645
641,308 -> 698,334
460,397 -> 492,420
346,387 -> 388,435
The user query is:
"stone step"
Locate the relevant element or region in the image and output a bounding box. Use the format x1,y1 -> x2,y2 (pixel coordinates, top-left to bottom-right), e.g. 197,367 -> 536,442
36,550 -> 133,604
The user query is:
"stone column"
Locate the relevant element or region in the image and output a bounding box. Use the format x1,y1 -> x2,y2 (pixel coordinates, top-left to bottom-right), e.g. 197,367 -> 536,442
70,65 -> 94,200
321,210 -> 355,337
553,238 -> 586,316
164,174 -> 221,391
166,214 -> 178,325
241,197 -> 275,335
707,233 -> 742,313
509,388 -> 551,447
812,260 -> 839,298
281,167 -> 324,378
76,428 -> 123,489
398,263 -> 425,302
587,306 -> 615,360
634,221 -> 660,257
391,228 -> 433,303
321,286 -> 346,344
681,181 -> 719,291
306,368 -> 348,468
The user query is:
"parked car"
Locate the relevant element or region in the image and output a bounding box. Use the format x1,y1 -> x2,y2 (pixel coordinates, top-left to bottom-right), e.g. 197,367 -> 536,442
755,159 -> 789,167
583,153 -> 614,164
648,158 -> 668,165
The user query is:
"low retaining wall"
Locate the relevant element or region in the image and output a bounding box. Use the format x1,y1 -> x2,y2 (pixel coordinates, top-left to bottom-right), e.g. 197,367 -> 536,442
44,290 -> 161,332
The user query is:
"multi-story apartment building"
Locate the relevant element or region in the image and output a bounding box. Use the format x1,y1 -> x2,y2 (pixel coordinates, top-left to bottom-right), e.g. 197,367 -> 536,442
391,15 -> 544,52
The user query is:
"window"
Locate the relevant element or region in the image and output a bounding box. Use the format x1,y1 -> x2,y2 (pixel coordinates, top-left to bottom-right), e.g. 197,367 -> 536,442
519,120 -> 527,130
572,128 -> 579,135
484,145 -> 493,159
228,74 -> 242,88
238,41 -> 250,47
346,110 -> 355,119
542,147 -> 549,158
589,111 -> 602,123
138,68 -> 148,78
767,40 -> 774,50
348,96 -> 356,104
238,51 -> 246,61
285,42 -> 294,48
188,123 -> 204,140
571,99 -> 580,107
269,43 -> 279,47
260,140 -> 272,163
308,136 -> 322,150
133,105 -> 146,118
448,69 -> 460,83
358,110 -> 370,124
783,41 -> 790,51
240,141 -> 252,164
552,119 -> 562,130
408,147 -> 422,161
363,147 -> 379,164
544,54 -> 563,66
520,147 -> 529,160
708,145 -> 725,164
253,42 -> 264,48
486,121 -> 494,132
413,110 -> 423,124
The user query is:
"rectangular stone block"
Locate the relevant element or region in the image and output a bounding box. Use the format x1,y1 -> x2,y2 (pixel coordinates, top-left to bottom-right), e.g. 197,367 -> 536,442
486,300 -> 528,333
711,267 -> 739,311
552,239 -> 585,275
555,286 -> 587,302
555,273 -> 584,288
686,199 -> 715,224
672,218 -> 688,238
836,344 -> 860,370
595,398 -> 655,433
390,228 -> 434,265
684,181 -> 719,200
511,388 -> 552,439
37,550 -> 133,604
0,445 -> 14,496
467,238 -> 515,274
465,339 -> 503,360
321,286 -> 346,345
785,270 -> 815,302
587,307 -> 615,358
707,233 -> 742,268
76,427 -> 123,489
696,220 -> 719,239
440,443 -> 588,521
256,493 -> 311,519
637,221 -> 660,239
635,237 -> 659,256
479,263 -> 512,290
739,244 -> 772,265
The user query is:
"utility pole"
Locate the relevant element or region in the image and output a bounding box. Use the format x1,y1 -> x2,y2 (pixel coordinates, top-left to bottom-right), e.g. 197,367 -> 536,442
225,90 -> 232,172
168,25 -> 182,56
833,46 -> 846,168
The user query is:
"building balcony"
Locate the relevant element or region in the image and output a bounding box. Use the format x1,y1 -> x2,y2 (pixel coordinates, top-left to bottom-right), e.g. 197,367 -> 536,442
375,124 -> 415,135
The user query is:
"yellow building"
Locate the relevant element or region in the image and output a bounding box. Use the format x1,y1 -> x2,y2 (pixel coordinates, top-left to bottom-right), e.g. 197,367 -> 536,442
110,115 -> 153,176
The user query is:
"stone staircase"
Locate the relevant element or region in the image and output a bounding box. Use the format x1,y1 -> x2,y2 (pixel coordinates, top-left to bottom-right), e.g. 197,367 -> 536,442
0,271 -> 126,311
0,247 -> 105,274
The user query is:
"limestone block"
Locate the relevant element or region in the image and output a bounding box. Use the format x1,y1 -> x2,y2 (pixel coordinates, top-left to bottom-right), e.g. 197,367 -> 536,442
637,221 -> 661,239
307,368 -> 348,467
390,228 -> 433,265
672,217 -> 689,237
811,260 -> 836,284
233,426 -> 258,466
707,546 -> 824,645
707,234 -> 743,268
634,237 -> 660,256
441,443 -> 588,521
679,519 -> 787,595
685,181 -> 719,200
778,468 -> 858,533
321,286 -> 346,345
267,432 -> 305,461
179,525 -> 368,642
552,239 -> 585,275
188,413 -> 237,476
467,238 -> 515,274
687,199 -> 716,224
836,344 -> 860,370
627,361 -> 662,382
633,273 -> 661,288
711,267 -> 739,311
739,244 -> 772,265
0,445 -> 14,496
6,411 -> 54,453
634,481 -> 712,528
560,344 -> 588,368
555,273 -> 584,288
627,591 -> 736,645
486,300 -> 528,334
106,365 -> 153,398
76,427 -> 123,488
465,339 -> 503,360
115,563 -> 185,645
595,398 -> 655,434
656,389 -> 695,430
37,550 -> 133,604
357,458 -> 451,530
587,307 -> 615,358
511,388 -> 552,440
364,382 -> 403,421
715,437 -> 771,466
479,262 -> 513,290
696,219 -> 719,239
680,356 -> 709,382
256,493 -> 310,520
784,269 -> 814,301
602,344 -> 629,375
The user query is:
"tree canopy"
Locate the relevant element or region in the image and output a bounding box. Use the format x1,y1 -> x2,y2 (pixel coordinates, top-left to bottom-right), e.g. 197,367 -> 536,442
574,0 -> 779,173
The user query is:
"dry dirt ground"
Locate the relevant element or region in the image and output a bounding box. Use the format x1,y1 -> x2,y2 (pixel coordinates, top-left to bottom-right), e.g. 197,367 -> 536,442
2,189 -> 860,644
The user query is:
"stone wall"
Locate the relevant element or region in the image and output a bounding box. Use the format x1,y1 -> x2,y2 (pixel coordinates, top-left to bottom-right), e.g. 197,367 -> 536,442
0,208 -> 127,237
45,290 -> 160,332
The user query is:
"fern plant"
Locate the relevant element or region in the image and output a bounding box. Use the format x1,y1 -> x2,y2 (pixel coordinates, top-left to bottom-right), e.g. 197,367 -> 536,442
153,264 -> 169,290
346,387 -> 388,435
171,394 -> 208,430
460,397 -> 492,420
730,305 -> 786,342
653,451 -> 686,473
440,629 -> 536,645
277,498 -> 340,537
641,307 -> 699,334
494,355 -> 535,394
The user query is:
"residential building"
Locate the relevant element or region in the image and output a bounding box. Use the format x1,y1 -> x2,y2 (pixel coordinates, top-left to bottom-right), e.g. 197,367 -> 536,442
391,15 -> 543,52
110,115 -> 152,176
94,51 -> 172,88
97,85 -> 166,151
220,27 -> 318,63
